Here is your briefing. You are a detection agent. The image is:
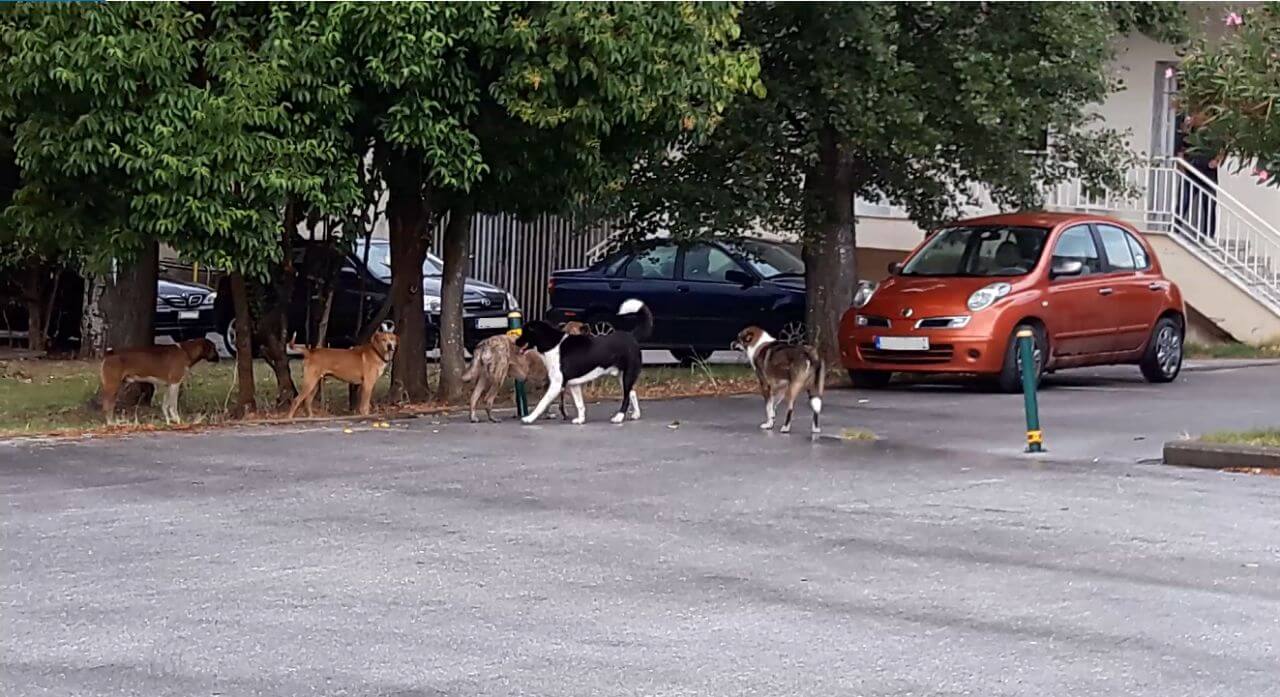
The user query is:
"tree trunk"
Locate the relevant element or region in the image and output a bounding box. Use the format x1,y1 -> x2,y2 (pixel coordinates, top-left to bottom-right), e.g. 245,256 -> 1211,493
803,127 -> 857,367
385,158 -> 431,403
229,271 -> 256,417
257,201 -> 300,407
438,202 -> 473,403
21,259 -> 48,354
85,242 -> 159,413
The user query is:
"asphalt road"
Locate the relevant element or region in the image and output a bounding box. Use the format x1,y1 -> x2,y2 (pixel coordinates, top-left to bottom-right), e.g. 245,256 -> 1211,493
3,362 -> 1279,696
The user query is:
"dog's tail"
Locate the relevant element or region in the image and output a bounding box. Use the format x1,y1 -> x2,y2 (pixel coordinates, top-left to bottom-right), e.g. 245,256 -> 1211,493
461,342 -> 493,383
615,298 -> 653,341
288,333 -> 310,357
807,345 -> 826,413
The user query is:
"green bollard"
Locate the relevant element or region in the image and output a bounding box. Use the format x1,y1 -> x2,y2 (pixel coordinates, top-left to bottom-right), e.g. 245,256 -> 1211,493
1018,329 -> 1044,453
508,311 -> 529,418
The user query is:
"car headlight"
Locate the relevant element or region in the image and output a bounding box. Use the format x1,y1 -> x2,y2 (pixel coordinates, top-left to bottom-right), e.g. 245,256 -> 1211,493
966,282 -> 1012,311
855,315 -> 869,327
505,292 -> 519,312
423,295 -> 441,313
202,291 -> 217,307
852,281 -> 879,309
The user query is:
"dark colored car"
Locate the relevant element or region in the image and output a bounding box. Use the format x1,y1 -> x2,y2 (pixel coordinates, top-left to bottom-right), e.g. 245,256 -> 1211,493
215,239 -> 517,355
154,278 -> 219,341
546,239 -> 808,363
0,271 -> 216,349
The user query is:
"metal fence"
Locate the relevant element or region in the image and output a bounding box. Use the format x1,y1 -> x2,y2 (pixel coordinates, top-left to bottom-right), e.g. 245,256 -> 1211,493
428,214 -> 615,319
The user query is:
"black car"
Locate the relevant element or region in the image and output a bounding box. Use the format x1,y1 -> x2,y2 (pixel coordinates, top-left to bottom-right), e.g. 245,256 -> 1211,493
215,239 -> 517,354
0,271 -> 216,349
154,278 -> 219,341
546,239 -> 808,363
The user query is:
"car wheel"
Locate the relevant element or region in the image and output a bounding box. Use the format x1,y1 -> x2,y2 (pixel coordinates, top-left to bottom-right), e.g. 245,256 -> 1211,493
847,369 -> 893,389
221,318 -> 238,357
1140,316 -> 1183,383
997,323 -> 1047,393
778,319 -> 806,344
587,319 -> 614,336
670,348 -> 714,367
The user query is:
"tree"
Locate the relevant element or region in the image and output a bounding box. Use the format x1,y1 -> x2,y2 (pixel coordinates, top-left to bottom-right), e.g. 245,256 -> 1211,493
602,2 -> 1187,364
1178,3 -> 1280,185
432,2 -> 761,402
0,4 -> 359,414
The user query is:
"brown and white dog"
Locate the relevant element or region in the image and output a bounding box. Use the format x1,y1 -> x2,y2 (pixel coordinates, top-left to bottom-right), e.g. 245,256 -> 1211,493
733,326 -> 825,434
461,321 -> 588,423
287,321 -> 398,419
100,338 -> 220,424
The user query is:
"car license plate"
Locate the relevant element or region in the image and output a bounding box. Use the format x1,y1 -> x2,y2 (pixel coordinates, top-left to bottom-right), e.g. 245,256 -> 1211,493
476,316 -> 508,330
178,310 -> 199,320
875,336 -> 929,351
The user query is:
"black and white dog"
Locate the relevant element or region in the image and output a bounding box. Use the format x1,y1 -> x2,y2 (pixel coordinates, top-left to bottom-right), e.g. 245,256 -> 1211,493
515,299 -> 653,425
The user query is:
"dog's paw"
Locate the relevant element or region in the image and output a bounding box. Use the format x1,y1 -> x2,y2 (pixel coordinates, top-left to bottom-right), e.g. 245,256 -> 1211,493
520,415 -> 537,425
469,415 -> 480,423
572,416 -> 586,425
759,421 -> 774,430
628,412 -> 641,421
780,425 -> 792,434
488,416 -> 501,423
610,412 -> 625,424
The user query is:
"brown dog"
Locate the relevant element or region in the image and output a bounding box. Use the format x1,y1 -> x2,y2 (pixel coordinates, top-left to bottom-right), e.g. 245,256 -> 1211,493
100,338 -> 220,424
287,321 -> 398,419
733,326 -> 825,434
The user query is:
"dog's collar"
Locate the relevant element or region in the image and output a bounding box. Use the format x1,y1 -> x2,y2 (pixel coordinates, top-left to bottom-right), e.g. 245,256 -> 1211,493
372,343 -> 392,363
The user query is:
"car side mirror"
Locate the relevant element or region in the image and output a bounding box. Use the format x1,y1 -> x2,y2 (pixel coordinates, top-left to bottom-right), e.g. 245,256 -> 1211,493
887,261 -> 903,276
724,269 -> 756,287
1050,259 -> 1084,278
340,266 -> 359,276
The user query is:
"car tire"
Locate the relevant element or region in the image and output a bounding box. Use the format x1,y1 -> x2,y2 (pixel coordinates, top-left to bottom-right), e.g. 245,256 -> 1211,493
847,369 -> 893,389
1139,316 -> 1183,383
670,348 -> 714,367
997,323 -> 1047,393
220,317 -> 238,357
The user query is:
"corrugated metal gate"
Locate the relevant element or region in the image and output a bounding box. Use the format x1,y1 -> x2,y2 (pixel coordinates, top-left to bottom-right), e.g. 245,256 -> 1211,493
428,214 -> 615,319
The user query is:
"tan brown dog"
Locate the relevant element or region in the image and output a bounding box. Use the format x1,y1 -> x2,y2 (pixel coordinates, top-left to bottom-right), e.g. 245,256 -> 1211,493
461,321 -> 588,423
733,326 -> 825,434
287,321 -> 398,419
100,338 -> 220,424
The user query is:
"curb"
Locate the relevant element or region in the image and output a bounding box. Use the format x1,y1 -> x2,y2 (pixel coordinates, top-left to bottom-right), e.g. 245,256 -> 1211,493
1183,358 -> 1280,372
1162,440 -> 1280,470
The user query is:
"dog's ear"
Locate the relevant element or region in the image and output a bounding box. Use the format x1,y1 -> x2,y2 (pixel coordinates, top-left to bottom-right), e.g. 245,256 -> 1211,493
379,320 -> 396,334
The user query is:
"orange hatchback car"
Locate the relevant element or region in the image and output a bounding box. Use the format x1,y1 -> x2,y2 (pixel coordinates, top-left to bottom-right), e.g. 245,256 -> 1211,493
839,212 -> 1185,392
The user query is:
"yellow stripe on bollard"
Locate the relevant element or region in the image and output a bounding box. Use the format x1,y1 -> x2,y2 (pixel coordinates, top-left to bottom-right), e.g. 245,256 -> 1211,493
1026,429 -> 1043,445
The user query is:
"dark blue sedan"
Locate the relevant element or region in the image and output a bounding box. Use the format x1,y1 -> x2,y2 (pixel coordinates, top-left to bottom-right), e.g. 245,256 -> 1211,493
546,239 -> 807,364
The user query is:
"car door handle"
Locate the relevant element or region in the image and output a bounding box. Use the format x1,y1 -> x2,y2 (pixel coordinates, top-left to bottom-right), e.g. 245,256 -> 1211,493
608,282 -> 622,290
1148,282 -> 1164,291
1098,287 -> 1114,296
676,285 -> 690,292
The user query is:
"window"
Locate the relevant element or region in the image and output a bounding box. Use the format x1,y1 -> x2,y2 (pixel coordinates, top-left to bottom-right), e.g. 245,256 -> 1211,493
900,225 -> 1048,277
1125,233 -> 1151,270
1096,224 -> 1137,271
622,245 -> 677,280
722,240 -> 805,278
681,244 -> 742,283
1052,226 -> 1102,276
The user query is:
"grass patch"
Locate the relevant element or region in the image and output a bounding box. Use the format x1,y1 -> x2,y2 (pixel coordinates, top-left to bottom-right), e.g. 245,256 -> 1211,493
1186,341 -> 1280,360
838,427 -> 877,441
1200,429 -> 1280,449
0,357 -> 757,437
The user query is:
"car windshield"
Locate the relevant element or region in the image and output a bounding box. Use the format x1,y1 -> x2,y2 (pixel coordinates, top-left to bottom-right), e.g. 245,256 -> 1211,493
359,241 -> 443,280
900,225 -> 1049,277
723,240 -> 806,279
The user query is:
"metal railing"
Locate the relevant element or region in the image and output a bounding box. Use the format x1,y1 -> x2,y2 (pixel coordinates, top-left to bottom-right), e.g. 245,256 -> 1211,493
1045,157 -> 1280,313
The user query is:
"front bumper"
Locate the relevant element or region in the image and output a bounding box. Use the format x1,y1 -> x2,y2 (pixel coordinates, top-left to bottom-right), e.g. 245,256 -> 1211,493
426,311 -> 511,350
155,308 -> 218,340
840,328 -> 1007,374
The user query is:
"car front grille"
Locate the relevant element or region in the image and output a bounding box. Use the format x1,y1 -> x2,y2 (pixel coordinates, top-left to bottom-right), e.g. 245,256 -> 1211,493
859,343 -> 955,364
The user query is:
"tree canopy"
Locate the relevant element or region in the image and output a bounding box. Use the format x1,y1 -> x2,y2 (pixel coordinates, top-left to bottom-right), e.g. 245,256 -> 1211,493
1179,2 -> 1280,186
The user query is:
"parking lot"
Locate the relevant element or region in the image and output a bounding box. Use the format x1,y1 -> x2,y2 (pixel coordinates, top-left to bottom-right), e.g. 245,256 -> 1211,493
3,361 -> 1279,696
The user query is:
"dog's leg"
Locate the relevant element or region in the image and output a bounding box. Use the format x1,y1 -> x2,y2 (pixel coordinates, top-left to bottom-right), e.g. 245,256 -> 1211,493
101,384 -> 118,425
469,375 -> 486,423
760,386 -> 780,430
569,385 -> 586,424
780,375 -> 807,434
166,383 -> 182,424
522,373 -> 562,424
357,379 -> 374,416
807,388 -> 822,434
628,389 -> 641,420
288,373 -> 318,420
613,365 -> 640,424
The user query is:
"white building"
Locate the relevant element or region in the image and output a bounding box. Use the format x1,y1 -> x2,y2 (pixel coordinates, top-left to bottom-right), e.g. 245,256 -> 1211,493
854,4 -> 1280,344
